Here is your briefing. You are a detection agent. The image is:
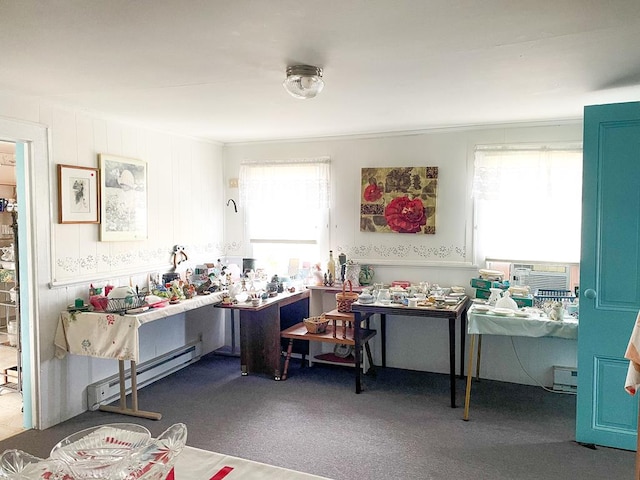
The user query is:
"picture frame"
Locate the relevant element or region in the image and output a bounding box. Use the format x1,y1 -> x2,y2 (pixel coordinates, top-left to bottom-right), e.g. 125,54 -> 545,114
57,164 -> 100,224
99,154 -> 148,241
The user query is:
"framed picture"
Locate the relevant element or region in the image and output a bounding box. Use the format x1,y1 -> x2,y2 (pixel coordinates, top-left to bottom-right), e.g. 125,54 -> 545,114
57,164 -> 100,224
99,154 -> 148,241
360,166 -> 438,234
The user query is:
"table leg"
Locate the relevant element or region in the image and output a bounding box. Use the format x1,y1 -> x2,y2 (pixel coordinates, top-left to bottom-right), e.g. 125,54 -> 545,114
448,317 -> 456,408
476,335 -> 483,379
99,359 -> 162,420
282,339 -> 294,380
354,311 -> 362,394
463,334 -> 476,421
459,309 -> 467,378
380,313 -> 386,368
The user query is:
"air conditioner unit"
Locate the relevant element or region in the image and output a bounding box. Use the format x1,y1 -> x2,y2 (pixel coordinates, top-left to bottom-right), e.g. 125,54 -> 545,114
510,263 -> 571,291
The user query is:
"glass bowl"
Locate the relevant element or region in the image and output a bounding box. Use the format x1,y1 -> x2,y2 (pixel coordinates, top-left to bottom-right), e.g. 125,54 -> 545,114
49,423 -> 152,479
0,449 -> 66,479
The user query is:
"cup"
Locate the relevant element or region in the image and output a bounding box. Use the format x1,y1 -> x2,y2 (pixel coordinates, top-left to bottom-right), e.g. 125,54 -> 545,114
251,298 -> 260,307
408,298 -> 418,308
74,298 -> 84,308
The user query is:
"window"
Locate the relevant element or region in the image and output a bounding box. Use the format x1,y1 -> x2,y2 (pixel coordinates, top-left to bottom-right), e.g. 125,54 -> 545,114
239,157 -> 330,276
472,144 -> 582,264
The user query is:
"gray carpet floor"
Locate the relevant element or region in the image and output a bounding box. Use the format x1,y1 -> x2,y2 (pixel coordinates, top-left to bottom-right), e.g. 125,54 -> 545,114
0,354 -> 634,479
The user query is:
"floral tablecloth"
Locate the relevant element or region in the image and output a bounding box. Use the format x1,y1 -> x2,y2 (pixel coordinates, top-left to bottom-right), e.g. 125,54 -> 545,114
55,293 -> 224,363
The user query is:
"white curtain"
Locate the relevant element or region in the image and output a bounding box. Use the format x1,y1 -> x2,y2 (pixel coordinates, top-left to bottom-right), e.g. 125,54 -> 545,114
473,144 -> 582,263
238,157 -> 331,274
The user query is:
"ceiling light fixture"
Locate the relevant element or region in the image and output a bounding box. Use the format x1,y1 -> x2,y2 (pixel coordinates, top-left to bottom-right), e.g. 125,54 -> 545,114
283,65 -> 324,99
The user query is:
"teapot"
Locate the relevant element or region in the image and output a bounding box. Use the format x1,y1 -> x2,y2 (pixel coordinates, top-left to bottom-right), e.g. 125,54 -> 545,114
358,288 -> 375,304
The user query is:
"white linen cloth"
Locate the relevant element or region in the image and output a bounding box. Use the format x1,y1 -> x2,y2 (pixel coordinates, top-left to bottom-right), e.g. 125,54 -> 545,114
467,306 -> 578,339
624,310 -> 640,395
174,446 -> 332,479
55,292 -> 224,363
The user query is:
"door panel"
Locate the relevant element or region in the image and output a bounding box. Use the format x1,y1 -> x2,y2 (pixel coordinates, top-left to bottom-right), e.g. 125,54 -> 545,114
577,102 -> 640,450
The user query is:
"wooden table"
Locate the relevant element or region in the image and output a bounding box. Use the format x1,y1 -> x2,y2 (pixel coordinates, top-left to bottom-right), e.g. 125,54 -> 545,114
351,297 -> 470,407
216,290 -> 310,380
280,309 -> 377,380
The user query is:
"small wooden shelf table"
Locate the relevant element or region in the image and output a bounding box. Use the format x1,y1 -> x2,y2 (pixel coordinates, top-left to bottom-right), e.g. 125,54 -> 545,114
280,309 -> 376,380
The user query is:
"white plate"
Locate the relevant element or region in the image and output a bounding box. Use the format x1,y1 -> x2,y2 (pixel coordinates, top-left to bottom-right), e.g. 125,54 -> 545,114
449,292 -> 465,297
444,298 -> 459,304
493,307 -> 515,316
474,305 -> 490,312
514,311 -> 530,318
472,298 -> 488,305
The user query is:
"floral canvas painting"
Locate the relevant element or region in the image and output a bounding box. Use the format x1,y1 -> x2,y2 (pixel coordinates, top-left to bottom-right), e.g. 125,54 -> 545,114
360,166 -> 438,234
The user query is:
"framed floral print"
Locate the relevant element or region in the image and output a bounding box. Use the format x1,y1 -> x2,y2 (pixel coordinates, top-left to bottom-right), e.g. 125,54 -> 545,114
360,166 -> 438,234
57,164 -> 100,224
99,154 -> 148,241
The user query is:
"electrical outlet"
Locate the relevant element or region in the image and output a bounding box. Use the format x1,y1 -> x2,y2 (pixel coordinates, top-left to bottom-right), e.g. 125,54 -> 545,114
229,178 -> 238,188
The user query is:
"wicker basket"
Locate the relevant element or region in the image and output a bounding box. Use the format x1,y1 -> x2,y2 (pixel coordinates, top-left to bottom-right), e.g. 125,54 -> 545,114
336,280 -> 359,313
304,314 -> 329,334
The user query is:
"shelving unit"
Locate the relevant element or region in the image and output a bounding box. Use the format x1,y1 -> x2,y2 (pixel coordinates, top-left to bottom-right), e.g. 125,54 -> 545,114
0,180 -> 20,393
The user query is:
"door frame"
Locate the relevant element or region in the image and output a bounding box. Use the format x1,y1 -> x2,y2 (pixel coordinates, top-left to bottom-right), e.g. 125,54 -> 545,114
0,117 -> 49,429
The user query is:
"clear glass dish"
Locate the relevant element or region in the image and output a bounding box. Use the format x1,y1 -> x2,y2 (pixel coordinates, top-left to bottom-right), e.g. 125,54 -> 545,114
50,423 -> 152,479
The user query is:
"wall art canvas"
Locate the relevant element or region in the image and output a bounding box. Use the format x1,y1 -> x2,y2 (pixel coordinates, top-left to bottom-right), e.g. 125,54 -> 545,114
99,154 -> 148,241
360,166 -> 438,234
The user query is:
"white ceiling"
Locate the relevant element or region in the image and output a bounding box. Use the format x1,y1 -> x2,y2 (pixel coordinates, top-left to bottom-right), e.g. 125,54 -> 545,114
2,1 -> 640,143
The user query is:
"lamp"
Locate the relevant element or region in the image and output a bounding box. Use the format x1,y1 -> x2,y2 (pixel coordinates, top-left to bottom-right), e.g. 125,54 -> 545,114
283,65 -> 324,99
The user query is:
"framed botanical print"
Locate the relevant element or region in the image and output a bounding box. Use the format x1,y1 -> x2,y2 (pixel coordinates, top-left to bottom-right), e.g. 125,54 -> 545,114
57,164 -> 100,224
360,166 -> 438,234
99,154 -> 148,241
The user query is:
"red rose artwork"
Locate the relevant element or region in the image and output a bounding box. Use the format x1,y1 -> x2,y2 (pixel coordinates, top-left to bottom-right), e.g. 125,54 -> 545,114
384,196 -> 426,233
360,166 -> 438,234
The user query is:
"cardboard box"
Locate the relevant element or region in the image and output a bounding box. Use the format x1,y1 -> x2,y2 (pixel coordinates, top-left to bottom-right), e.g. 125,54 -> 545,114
474,288 -> 491,300
470,277 -> 505,290
512,295 -> 534,307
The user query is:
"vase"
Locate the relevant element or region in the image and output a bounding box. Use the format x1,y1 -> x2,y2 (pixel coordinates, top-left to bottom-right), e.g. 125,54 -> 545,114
359,265 -> 374,286
344,263 -> 360,287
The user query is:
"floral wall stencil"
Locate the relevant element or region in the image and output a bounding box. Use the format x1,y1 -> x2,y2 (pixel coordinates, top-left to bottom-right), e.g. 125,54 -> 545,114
360,166 -> 438,234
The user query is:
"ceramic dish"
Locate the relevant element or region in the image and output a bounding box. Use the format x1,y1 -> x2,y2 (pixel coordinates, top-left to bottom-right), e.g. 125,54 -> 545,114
514,311 -> 530,318
444,298 -> 459,304
449,292 -> 465,297
493,307 -> 515,316
473,305 -> 491,312
472,298 -> 488,305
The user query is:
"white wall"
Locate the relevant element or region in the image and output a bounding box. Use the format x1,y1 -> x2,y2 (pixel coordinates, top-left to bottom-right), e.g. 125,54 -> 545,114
223,122 -> 582,386
0,92 -> 226,428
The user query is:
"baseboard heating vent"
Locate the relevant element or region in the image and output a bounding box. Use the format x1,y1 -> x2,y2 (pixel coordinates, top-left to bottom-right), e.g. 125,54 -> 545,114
552,365 -> 577,394
87,340 -> 202,411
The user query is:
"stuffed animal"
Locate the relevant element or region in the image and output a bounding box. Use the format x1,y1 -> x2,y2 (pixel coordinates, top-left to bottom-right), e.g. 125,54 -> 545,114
548,301 -> 565,321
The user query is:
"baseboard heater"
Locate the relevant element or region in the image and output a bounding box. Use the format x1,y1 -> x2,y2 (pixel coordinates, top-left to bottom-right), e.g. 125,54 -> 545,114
87,340 -> 202,411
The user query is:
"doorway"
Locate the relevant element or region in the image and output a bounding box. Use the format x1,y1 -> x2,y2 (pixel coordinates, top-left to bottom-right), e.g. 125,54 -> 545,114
0,140 -> 23,439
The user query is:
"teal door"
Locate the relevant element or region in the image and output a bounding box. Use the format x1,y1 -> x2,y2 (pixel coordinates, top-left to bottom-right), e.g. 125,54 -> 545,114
576,101 -> 640,450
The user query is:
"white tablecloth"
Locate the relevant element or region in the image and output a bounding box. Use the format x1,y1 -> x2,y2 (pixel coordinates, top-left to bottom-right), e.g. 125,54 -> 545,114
174,446 -> 331,479
468,306 -> 578,340
54,292 -> 224,363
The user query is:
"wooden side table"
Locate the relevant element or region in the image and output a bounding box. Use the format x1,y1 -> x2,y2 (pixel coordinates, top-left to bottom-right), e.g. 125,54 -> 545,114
280,310 -> 376,381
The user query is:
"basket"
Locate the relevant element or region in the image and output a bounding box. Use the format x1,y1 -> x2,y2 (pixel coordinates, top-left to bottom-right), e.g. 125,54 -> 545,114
105,293 -> 148,314
533,289 -> 576,308
336,280 -> 359,313
304,314 -> 329,334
